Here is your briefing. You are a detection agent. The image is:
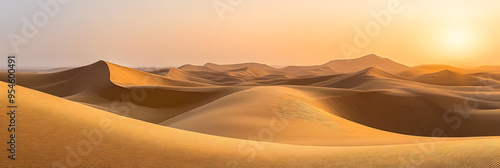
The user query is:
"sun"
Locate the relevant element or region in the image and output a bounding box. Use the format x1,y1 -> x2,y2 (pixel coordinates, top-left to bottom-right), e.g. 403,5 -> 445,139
443,28 -> 471,50
438,28 -> 477,58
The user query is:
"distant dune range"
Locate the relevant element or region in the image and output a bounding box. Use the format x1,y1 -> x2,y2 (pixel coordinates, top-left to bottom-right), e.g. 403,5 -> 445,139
1,54 -> 499,167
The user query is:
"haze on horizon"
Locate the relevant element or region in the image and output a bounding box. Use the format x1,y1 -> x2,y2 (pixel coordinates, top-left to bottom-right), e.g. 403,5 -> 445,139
1,0 -> 500,69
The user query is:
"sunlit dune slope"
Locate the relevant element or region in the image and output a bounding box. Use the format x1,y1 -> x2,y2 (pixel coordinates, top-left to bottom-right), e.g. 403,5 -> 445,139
162,86 -> 427,146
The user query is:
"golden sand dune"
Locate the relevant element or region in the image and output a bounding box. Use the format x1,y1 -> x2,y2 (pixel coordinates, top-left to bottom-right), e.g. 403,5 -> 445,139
279,65 -> 337,77
470,72 -> 500,81
107,61 -> 209,87
324,91 -> 500,136
171,67 -> 245,85
165,54 -> 410,82
414,69 -> 500,86
399,65 -> 467,78
162,86 -> 427,146
204,62 -> 277,71
257,74 -> 342,86
311,67 -> 409,88
1,80 -> 499,167
322,54 -> 411,73
0,61 -> 207,97
0,61 -> 241,123
472,65 -> 500,72
166,68 -> 215,84
407,64 -> 500,77
1,54 -> 500,167
226,66 -> 272,78
413,64 -> 467,73
173,64 -> 285,85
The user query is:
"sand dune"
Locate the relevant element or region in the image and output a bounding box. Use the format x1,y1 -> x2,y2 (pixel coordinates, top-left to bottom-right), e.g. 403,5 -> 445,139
163,86 -> 425,146
324,91 -> 500,136
2,54 -> 500,167
323,54 -> 411,73
472,65 -> 500,72
166,68 -> 218,84
0,61 -> 241,123
257,74 -> 341,86
311,67 -> 409,89
227,66 -> 272,78
173,67 -> 245,85
414,70 -> 500,86
279,65 -> 338,77
413,64 -> 466,73
470,72 -> 500,81
166,54 -> 408,82
0,61 -> 207,97
1,78 -> 499,167
107,61 -> 209,87
204,62 -> 277,71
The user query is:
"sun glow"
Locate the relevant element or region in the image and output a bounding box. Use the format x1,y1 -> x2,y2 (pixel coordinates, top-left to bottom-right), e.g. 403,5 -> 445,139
443,28 -> 471,50
436,28 -> 478,60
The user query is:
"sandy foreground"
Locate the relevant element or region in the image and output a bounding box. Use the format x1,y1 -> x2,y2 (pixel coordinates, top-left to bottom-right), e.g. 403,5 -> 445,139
1,54 -> 500,167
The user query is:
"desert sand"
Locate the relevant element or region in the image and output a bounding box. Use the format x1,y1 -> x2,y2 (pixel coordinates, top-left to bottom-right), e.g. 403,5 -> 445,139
1,54 -> 499,167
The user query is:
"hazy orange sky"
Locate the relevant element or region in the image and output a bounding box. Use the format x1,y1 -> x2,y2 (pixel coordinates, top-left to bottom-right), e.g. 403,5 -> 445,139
1,0 -> 500,69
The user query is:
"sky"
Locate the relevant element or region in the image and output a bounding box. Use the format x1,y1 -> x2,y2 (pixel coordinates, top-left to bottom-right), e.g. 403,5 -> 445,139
1,0 -> 500,69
